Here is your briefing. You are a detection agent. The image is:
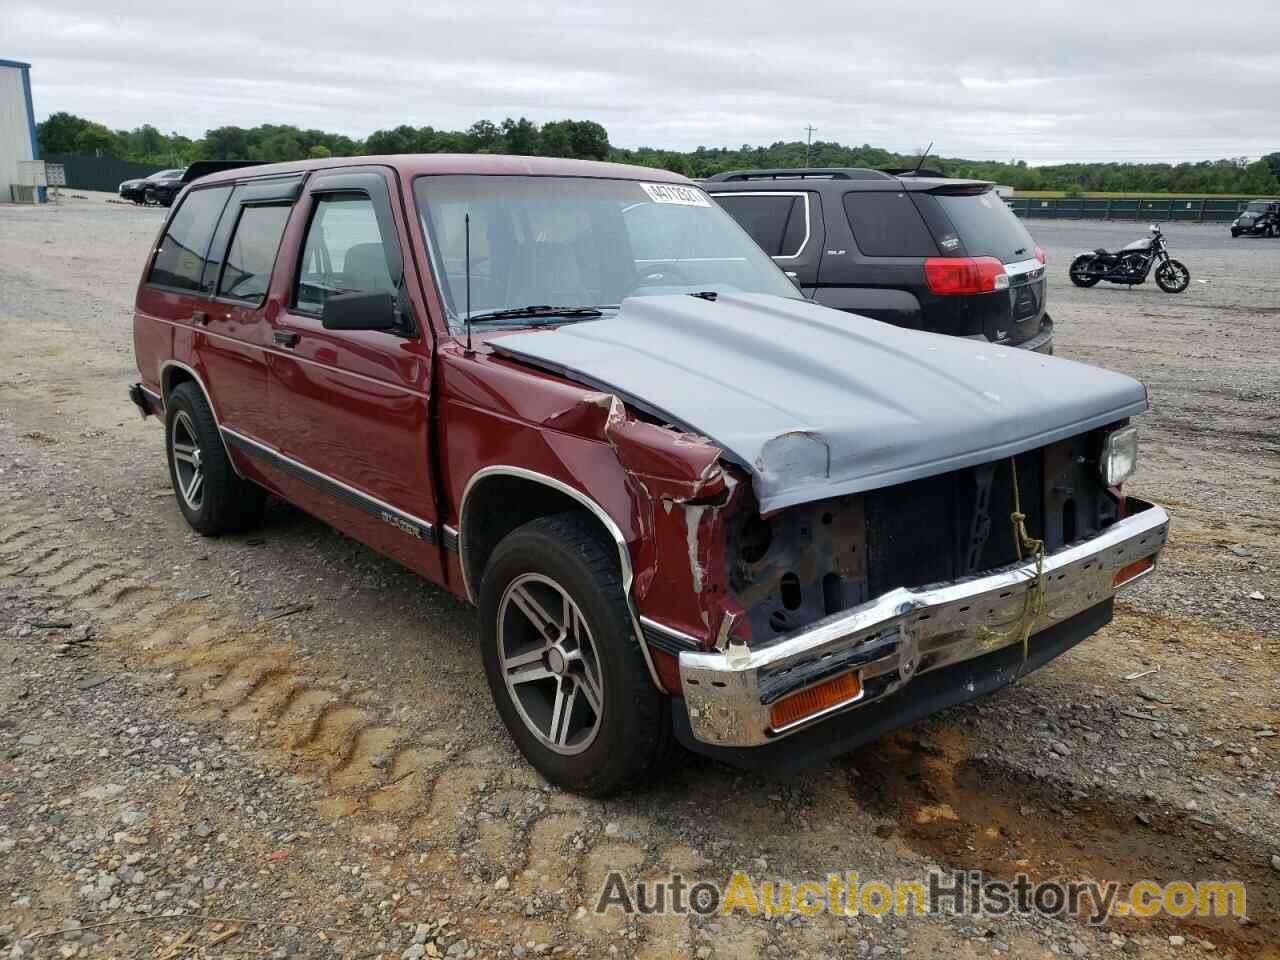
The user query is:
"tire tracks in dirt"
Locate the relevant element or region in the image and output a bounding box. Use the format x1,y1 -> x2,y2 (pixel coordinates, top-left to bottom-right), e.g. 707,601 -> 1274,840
0,503 -> 766,959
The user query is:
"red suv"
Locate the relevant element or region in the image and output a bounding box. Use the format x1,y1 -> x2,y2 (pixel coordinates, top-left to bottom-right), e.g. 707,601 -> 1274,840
130,155 -> 1169,795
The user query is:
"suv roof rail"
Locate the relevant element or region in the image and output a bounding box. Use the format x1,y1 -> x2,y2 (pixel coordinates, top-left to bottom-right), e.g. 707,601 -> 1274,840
880,166 -> 949,179
182,160 -> 267,183
704,167 -> 896,182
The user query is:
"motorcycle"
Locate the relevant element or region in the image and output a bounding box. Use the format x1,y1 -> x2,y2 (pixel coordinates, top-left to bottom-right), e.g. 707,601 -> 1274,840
1069,224 -> 1190,293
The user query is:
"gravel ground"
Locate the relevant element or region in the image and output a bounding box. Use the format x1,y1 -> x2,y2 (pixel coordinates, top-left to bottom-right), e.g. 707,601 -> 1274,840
0,194 -> 1277,960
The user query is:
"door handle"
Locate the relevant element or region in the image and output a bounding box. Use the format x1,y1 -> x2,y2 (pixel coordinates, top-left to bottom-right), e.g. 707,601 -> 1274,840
273,331 -> 300,348
192,310 -> 209,326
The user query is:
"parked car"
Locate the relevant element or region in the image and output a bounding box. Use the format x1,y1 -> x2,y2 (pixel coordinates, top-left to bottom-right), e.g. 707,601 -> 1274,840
703,168 -> 1054,353
145,170 -> 189,207
118,168 -> 184,204
129,156 -> 1167,794
1231,199 -> 1279,237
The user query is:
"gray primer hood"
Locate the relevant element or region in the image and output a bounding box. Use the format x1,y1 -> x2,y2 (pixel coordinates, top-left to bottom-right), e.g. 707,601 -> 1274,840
491,294 -> 1148,514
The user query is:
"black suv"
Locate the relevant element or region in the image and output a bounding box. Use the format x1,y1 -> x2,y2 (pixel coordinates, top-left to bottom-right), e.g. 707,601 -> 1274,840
1231,199 -> 1279,238
704,168 -> 1052,352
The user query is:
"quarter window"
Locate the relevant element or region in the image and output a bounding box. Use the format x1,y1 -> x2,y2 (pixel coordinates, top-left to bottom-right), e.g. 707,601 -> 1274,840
842,192 -> 939,257
294,194 -> 396,314
218,204 -> 291,302
713,194 -> 808,257
148,186 -> 233,293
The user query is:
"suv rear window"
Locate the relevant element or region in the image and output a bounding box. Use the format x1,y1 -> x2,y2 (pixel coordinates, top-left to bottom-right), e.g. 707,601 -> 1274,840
931,190 -> 1035,263
842,192 -> 938,257
148,186 -> 233,293
218,204 -> 292,302
713,194 -> 808,257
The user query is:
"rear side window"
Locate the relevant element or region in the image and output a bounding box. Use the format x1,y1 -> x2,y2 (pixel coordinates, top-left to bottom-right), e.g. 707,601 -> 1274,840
842,192 -> 938,257
931,191 -> 1035,262
294,194 -> 396,314
218,205 -> 291,302
714,194 -> 808,257
148,186 -> 233,292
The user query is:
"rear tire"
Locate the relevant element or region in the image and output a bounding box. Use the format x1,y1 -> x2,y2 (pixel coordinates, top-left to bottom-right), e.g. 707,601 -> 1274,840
479,512 -> 675,796
1155,259 -> 1190,294
1068,255 -> 1101,287
165,382 -> 266,535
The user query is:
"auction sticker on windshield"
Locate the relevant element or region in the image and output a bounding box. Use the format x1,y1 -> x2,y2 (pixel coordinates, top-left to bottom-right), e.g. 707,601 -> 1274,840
641,183 -> 711,206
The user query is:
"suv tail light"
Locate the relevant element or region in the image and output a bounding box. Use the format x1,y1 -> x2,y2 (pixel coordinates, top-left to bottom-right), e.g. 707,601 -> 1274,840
923,257 -> 1009,295
1034,246 -> 1046,264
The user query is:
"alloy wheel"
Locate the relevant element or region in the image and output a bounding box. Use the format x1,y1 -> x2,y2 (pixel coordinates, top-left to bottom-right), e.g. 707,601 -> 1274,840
496,573 -> 605,755
170,410 -> 205,511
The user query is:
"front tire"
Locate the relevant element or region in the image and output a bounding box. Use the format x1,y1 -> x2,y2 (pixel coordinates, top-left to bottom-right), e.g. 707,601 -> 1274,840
1155,259 -> 1190,293
165,382 -> 265,535
479,513 -> 674,796
1069,255 -> 1101,287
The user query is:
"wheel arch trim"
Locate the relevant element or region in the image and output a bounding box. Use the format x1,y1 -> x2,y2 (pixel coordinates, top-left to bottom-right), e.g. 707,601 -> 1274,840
457,465 -> 667,694
159,360 -> 243,478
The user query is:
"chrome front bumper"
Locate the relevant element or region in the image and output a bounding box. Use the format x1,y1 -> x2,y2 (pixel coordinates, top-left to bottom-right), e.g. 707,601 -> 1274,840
678,501 -> 1169,747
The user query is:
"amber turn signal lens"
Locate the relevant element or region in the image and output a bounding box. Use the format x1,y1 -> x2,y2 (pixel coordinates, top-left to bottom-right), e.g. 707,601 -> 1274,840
768,672 -> 862,730
1113,555 -> 1155,588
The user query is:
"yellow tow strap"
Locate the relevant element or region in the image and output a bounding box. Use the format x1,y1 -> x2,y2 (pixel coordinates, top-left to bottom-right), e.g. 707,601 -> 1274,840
976,457 -> 1047,674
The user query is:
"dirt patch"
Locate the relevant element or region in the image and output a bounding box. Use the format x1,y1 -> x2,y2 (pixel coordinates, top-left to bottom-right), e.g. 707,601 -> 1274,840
849,731 -> 1280,958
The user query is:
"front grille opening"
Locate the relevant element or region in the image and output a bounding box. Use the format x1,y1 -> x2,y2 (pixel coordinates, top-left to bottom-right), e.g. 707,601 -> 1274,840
740,514 -> 772,563
822,573 -> 842,615
780,572 -> 802,610
1062,497 -> 1077,542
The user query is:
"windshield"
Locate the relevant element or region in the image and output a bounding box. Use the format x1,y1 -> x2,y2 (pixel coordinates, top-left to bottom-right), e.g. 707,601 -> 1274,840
414,175 -> 799,329
931,190 -> 1036,263
1244,202 -> 1269,214
148,169 -> 183,181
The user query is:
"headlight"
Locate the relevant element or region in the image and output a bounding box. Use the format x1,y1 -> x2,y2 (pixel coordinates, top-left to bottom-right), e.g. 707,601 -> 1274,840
1101,425 -> 1138,486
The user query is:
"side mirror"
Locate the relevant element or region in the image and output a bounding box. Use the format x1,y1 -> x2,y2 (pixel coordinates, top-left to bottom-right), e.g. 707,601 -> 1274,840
321,290 -> 399,332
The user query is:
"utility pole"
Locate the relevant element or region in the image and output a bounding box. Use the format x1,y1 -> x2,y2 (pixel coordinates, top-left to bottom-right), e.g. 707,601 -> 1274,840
804,125 -> 817,166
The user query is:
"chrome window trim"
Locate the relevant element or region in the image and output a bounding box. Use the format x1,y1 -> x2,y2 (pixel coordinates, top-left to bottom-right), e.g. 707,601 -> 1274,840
711,190 -> 812,261
457,464 -> 667,694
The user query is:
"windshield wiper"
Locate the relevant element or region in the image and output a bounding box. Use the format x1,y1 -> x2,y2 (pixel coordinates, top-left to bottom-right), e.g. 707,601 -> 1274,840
466,305 -> 603,323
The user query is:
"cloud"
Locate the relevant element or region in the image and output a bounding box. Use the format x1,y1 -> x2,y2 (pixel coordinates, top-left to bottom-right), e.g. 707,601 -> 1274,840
8,0 -> 1278,163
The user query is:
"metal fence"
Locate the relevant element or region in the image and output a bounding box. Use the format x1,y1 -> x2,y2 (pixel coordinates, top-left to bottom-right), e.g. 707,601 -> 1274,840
43,154 -> 165,194
1007,196 -> 1250,223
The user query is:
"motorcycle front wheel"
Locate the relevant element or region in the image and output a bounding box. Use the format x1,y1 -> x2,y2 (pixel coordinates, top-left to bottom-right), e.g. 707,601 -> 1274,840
1069,255 -> 1102,287
1155,259 -> 1190,293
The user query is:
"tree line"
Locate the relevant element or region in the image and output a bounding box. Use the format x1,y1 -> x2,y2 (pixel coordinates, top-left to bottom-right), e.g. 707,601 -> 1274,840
36,111 -> 1280,195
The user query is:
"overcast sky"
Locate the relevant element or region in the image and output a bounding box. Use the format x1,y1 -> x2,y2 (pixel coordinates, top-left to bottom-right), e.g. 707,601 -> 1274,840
8,1 -> 1278,165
